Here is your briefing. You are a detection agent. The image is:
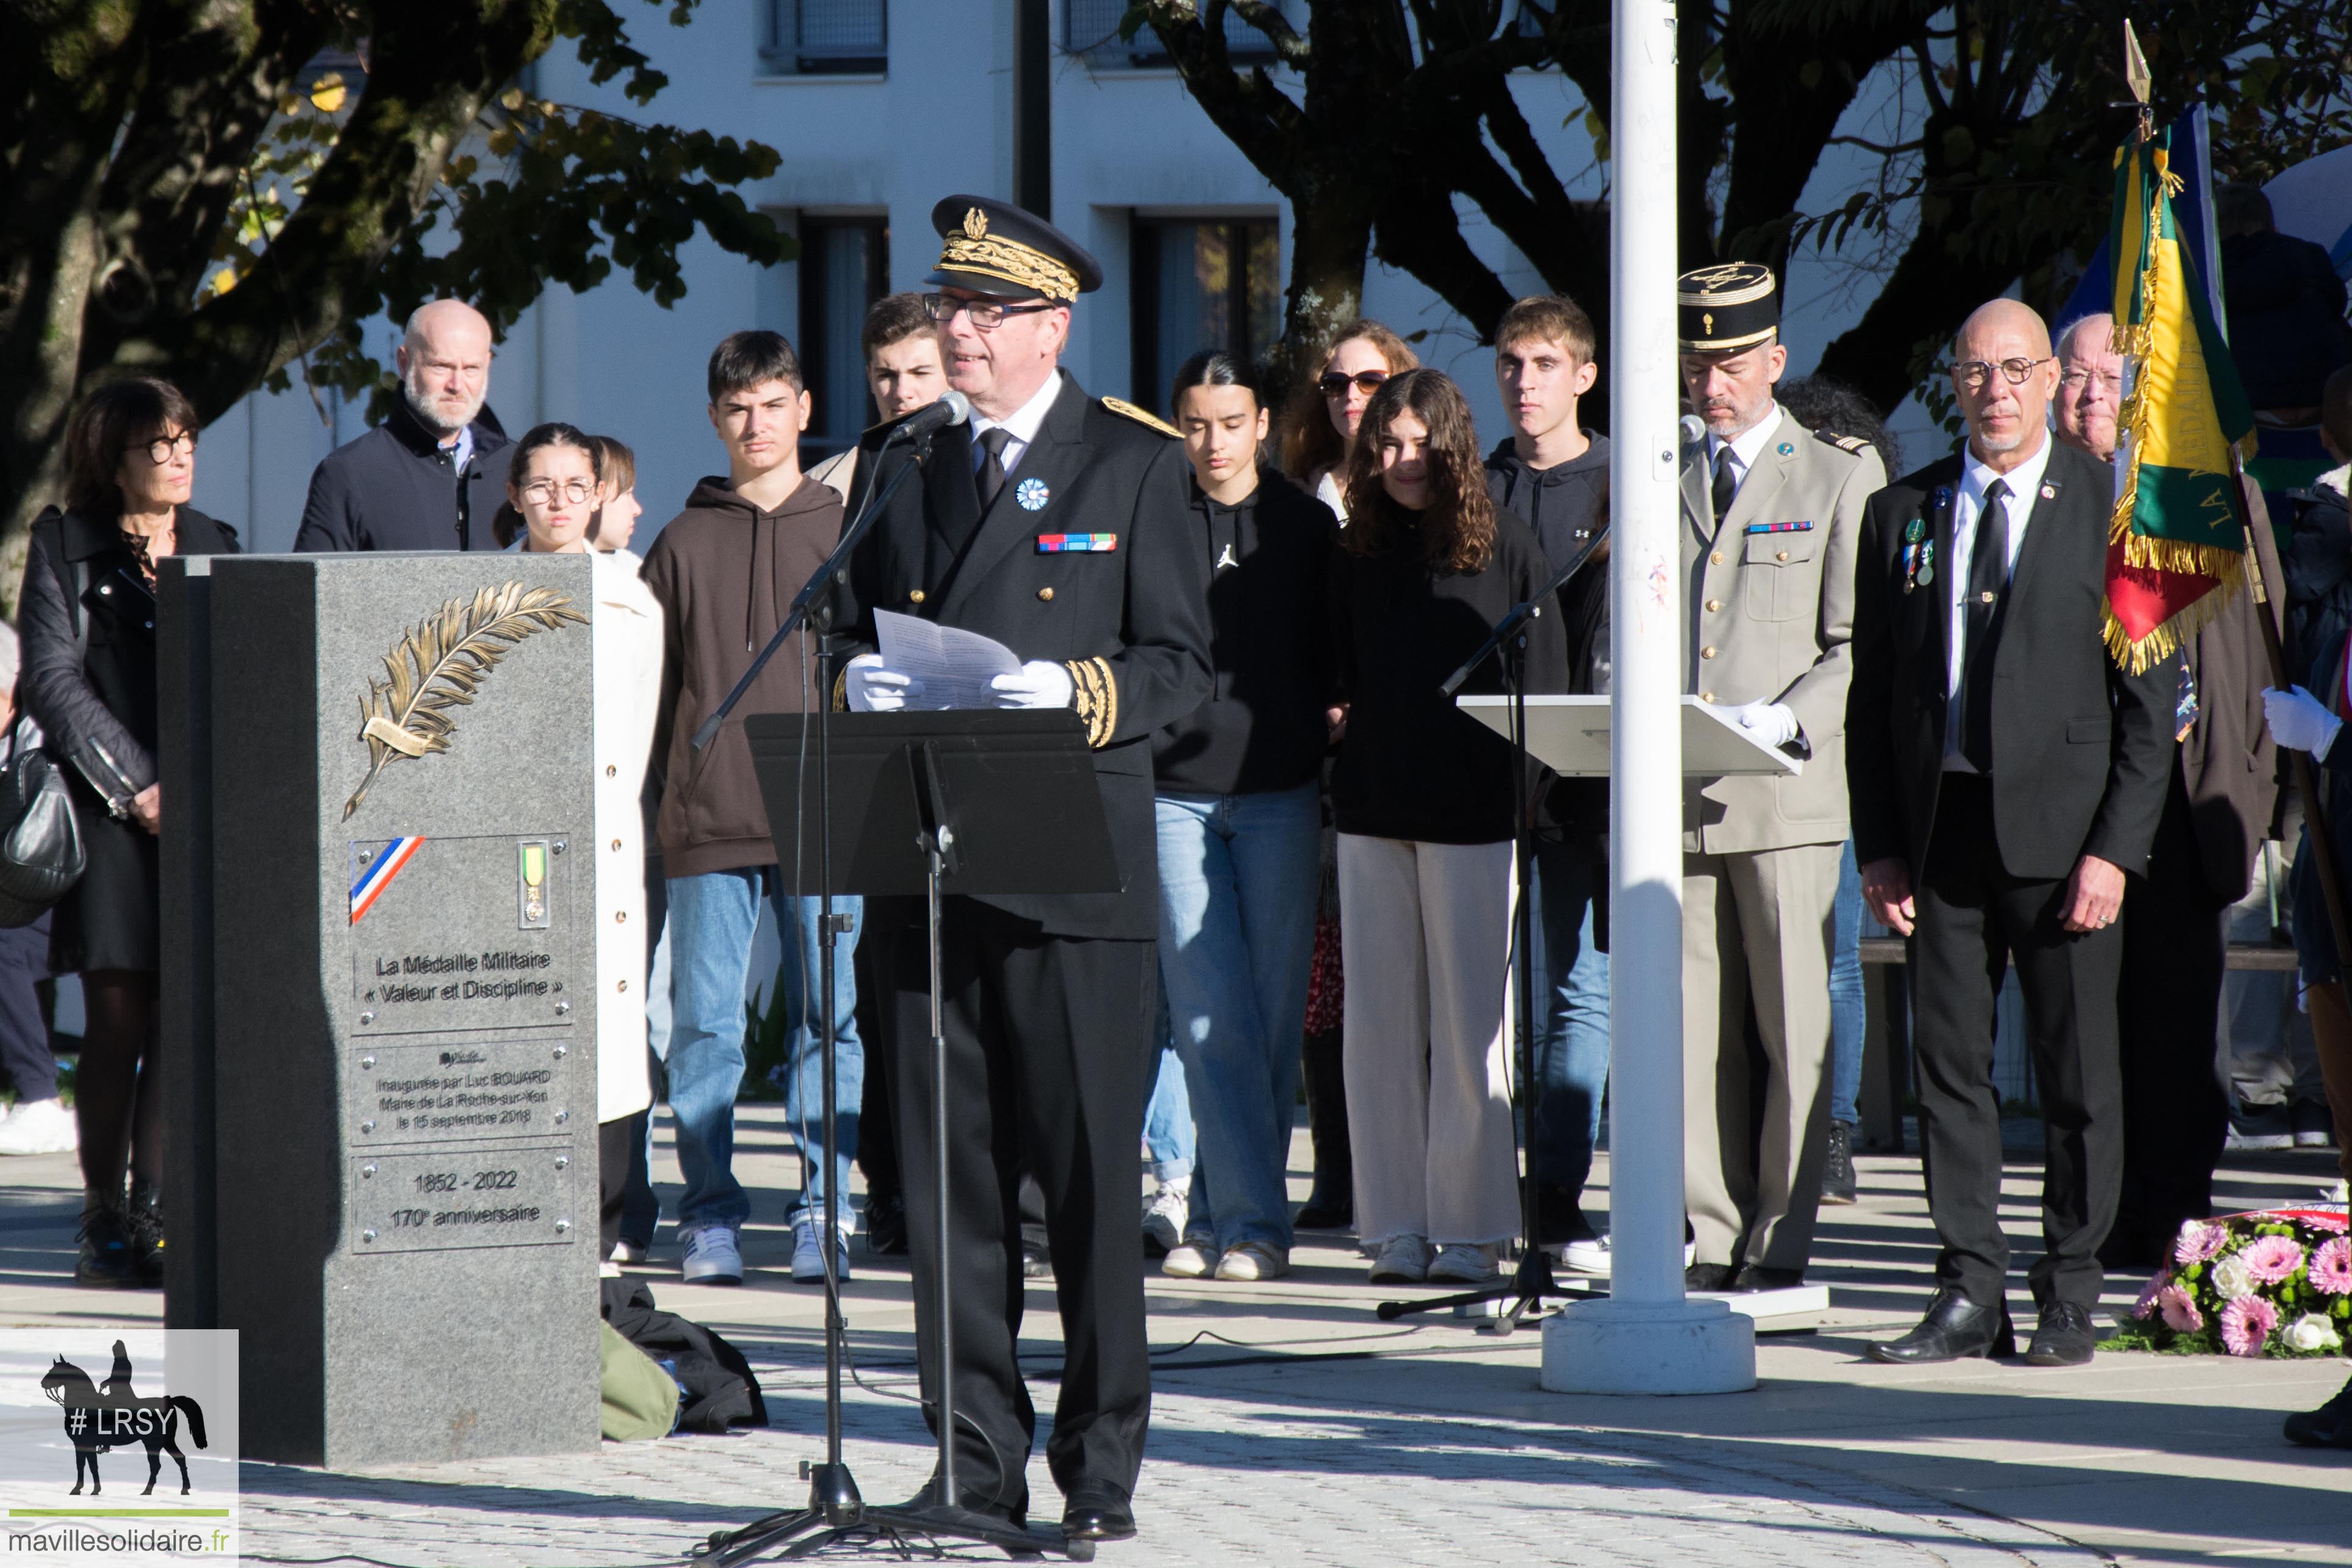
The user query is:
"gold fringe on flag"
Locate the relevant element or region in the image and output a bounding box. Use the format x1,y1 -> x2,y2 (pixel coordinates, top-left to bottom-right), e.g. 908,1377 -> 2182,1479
2101,548 -> 2247,675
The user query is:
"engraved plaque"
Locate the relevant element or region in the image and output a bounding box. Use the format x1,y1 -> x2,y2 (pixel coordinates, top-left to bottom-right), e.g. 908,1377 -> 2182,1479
349,1146 -> 578,1253
349,1037 -> 577,1146
349,833 -> 575,1036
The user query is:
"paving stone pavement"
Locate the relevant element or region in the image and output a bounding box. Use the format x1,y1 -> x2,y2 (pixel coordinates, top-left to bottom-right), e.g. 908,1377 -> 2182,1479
2,1106 -> 2346,1565
234,1358 -> 2109,1568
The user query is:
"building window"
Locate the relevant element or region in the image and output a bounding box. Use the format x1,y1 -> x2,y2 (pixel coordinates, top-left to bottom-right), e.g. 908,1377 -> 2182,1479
1130,219 -> 1282,415
765,0 -> 887,74
799,216 -> 890,460
1066,0 -> 1279,68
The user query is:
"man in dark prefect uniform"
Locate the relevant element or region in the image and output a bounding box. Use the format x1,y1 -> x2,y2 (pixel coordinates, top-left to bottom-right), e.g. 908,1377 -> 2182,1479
835,197 -> 1211,1542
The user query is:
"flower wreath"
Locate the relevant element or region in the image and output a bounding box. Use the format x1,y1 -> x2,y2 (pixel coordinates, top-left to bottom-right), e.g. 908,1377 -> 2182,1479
2111,1208 -> 2352,1358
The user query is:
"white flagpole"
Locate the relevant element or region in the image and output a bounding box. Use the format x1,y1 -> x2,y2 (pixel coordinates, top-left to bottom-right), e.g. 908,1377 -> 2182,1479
1540,0 -> 1755,1395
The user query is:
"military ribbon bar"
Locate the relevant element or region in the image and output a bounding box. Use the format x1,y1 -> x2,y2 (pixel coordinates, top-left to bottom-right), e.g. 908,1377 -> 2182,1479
1744,521 -> 1814,534
1035,534 -> 1118,553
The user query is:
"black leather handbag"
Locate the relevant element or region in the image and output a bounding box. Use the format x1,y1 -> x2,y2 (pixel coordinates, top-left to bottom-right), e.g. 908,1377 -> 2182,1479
0,717 -> 85,928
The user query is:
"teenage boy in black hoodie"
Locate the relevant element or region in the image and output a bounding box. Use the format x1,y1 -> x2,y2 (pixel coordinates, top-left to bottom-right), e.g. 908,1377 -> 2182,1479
1484,295 -> 1614,1274
642,330 -> 860,1288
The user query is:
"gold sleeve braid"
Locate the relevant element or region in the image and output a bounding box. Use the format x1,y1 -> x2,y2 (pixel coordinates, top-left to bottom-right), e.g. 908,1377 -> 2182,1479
832,667 -> 849,713
1064,657 -> 1117,748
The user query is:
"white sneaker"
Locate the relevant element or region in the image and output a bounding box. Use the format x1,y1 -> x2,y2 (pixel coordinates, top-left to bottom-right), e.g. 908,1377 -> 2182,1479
791,1214 -> 852,1284
1368,1234 -> 1431,1283
0,1098 -> 76,1156
1556,1233 -> 1611,1276
1214,1242 -> 1288,1282
1161,1240 -> 1216,1279
1428,1243 -> 1500,1283
680,1225 -> 743,1285
609,1239 -> 647,1265
1142,1181 -> 1189,1253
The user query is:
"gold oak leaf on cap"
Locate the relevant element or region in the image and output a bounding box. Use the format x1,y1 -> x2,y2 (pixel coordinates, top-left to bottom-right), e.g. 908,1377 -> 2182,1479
342,581 -> 585,821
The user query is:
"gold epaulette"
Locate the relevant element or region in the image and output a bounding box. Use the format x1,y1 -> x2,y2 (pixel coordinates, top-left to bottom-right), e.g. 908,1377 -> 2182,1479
1101,397 -> 1181,438
1815,429 -> 1871,456
1064,657 -> 1117,747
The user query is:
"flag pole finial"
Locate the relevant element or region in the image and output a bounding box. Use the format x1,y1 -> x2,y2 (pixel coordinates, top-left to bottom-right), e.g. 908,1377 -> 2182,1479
2124,21 -> 2152,137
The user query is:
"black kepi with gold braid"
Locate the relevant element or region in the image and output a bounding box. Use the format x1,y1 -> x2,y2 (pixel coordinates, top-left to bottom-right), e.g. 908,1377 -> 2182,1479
1677,261 -> 1780,353
927,195 -> 1105,303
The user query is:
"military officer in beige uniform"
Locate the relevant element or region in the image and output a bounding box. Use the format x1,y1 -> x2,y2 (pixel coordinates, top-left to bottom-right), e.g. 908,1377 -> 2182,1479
1676,263 -> 1885,1291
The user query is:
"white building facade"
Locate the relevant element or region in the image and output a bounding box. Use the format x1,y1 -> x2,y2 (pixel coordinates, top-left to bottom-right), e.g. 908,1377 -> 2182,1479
191,1 -> 1600,548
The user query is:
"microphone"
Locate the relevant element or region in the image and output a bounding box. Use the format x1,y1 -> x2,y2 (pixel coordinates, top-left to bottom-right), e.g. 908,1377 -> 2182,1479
1680,413 -> 1706,446
891,389 -> 972,445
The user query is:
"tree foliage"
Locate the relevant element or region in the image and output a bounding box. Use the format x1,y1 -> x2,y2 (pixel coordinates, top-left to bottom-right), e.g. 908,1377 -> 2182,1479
0,0 -> 788,605
1130,0 -> 2351,425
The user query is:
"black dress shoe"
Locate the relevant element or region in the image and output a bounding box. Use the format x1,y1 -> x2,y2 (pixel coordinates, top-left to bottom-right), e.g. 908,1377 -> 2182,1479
1684,1261 -> 1737,1292
863,1192 -> 908,1256
1732,1264 -> 1804,1292
2026,1301 -> 2097,1367
1867,1287 -> 2016,1363
2284,1373 -> 2352,1448
1061,1481 -> 1135,1542
1821,1120 -> 1857,1206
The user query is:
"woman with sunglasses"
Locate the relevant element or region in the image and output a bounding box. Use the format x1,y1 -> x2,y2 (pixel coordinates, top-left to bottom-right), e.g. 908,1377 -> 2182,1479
1328,368 -> 1566,1287
495,423 -> 665,1271
21,379 -> 241,1287
1282,321 -> 1420,522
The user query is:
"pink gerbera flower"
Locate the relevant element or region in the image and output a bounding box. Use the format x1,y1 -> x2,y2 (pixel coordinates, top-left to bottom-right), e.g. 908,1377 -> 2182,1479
2311,1237 -> 2352,1295
2221,1295 -> 2280,1357
2134,1270 -> 2173,1319
2174,1220 -> 2227,1266
2158,1283 -> 2204,1333
2241,1234 -> 2306,1285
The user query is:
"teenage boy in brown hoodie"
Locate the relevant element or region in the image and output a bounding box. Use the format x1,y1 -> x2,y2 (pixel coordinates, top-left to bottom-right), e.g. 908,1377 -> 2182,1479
641,330 -> 860,1287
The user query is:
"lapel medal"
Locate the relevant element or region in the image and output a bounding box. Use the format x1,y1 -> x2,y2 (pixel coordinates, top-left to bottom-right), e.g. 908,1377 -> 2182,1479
1016,477 -> 1050,512
1915,540 -> 1934,587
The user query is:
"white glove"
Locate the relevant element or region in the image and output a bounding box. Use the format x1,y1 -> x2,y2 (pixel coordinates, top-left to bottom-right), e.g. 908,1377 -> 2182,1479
1729,699 -> 1800,749
989,659 -> 1076,710
2263,685 -> 2343,758
845,653 -> 921,713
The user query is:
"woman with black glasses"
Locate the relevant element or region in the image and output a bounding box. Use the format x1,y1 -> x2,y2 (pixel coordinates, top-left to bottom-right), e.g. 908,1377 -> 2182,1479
1281,320 -> 1420,523
21,378 -> 241,1288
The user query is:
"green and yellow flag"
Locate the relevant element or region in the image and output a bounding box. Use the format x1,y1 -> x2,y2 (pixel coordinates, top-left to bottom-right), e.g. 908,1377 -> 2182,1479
2101,126 -> 2260,673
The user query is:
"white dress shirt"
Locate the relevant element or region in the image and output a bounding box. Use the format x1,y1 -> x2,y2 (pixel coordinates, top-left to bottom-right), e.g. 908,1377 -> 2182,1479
970,369 -> 1065,479
1703,404 -> 1785,505
1942,431 -> 2056,768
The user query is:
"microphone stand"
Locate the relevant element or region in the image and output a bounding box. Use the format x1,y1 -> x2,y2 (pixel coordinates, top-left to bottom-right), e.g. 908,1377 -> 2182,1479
689,424 -> 1088,1563
1378,521 -> 1609,1334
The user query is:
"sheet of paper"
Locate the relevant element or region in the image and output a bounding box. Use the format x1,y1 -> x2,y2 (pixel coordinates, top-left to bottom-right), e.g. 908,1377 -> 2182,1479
876,608 -> 1023,711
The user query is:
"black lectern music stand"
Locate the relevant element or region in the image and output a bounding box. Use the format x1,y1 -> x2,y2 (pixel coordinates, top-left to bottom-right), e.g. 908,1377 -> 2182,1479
706,710 -> 1120,1566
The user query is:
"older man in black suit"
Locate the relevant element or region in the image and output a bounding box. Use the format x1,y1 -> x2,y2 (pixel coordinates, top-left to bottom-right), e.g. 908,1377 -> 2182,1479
1846,299 -> 2175,1367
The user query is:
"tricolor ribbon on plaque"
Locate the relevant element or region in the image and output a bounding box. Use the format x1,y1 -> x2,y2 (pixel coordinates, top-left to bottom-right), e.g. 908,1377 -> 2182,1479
2100,125 -> 2260,673
351,836 -> 426,924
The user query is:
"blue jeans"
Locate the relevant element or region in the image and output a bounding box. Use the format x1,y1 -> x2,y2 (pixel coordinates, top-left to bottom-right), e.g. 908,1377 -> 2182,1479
1155,785 -> 1323,1252
1828,840 -> 1865,1128
666,869 -> 862,1233
1143,997 -> 1194,1190
1530,837 -> 1610,1202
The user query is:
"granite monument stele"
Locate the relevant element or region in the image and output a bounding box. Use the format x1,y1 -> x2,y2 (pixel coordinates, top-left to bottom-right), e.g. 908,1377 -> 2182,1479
165,552 -> 602,1468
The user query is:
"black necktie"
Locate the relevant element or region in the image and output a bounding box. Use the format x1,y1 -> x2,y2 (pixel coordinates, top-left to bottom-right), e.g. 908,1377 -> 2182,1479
976,427 -> 1011,512
1960,477 -> 2012,771
1711,446 -> 1737,525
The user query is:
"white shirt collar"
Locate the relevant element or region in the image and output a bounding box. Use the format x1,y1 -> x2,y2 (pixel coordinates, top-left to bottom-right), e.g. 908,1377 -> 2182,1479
1705,404 -> 1785,478
1959,427 -> 2055,511
971,369 -> 1064,446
